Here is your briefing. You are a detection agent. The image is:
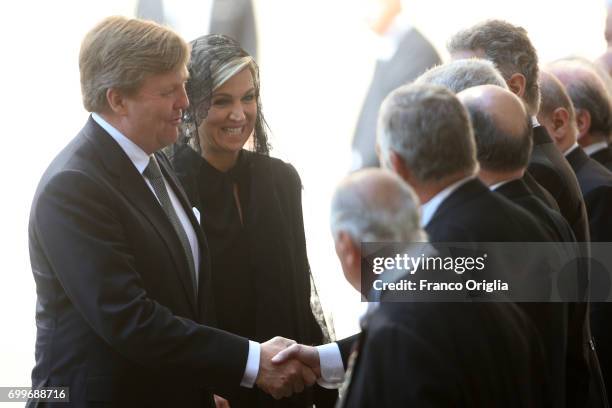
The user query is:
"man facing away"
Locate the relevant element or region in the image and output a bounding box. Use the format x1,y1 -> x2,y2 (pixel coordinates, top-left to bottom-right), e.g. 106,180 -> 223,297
329,168 -> 551,407
28,16 -> 312,407
448,19 -> 590,243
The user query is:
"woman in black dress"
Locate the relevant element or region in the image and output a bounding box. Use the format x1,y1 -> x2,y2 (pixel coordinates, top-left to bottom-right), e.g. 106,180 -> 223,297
169,35 -> 336,407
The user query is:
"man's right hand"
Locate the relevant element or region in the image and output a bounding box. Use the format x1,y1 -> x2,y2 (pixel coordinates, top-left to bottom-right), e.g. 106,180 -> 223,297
256,337 -> 317,399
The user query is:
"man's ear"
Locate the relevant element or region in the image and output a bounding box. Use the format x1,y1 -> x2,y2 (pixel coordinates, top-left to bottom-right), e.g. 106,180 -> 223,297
336,231 -> 360,269
507,73 -> 527,98
389,150 -> 411,182
546,107 -> 571,144
106,88 -> 129,115
335,231 -> 362,290
575,109 -> 592,141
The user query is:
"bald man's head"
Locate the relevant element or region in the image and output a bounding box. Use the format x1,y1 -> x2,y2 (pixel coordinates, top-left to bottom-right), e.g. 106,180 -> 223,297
547,60 -> 612,141
458,85 -> 532,172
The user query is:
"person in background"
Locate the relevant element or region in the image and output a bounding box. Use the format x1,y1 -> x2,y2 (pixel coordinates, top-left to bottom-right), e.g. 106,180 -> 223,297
539,68 -> 612,404
350,0 -> 440,170
458,85 -> 574,242
448,19 -> 590,243
136,0 -> 257,57
330,168 -> 550,407
415,57 -> 559,211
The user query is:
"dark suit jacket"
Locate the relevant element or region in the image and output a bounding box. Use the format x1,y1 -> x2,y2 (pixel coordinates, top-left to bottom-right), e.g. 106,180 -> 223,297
424,178 -> 589,408
496,178 -> 575,242
567,146 -> 612,404
342,299 -> 552,407
528,126 -> 590,242
28,117 -> 248,407
523,170 -> 560,212
590,145 -> 612,172
567,146 -> 612,242
425,178 -> 552,242
351,28 -> 441,169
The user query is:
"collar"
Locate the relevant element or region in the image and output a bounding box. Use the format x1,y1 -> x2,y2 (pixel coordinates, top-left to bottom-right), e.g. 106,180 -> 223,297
531,116 -> 540,128
92,113 -> 152,174
564,142 -> 580,157
420,175 -> 475,227
583,141 -> 609,156
489,178 -> 517,191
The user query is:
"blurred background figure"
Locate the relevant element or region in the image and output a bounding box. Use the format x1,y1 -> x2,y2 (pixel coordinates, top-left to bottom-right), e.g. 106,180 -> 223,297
136,0 -> 257,58
350,0 -> 441,170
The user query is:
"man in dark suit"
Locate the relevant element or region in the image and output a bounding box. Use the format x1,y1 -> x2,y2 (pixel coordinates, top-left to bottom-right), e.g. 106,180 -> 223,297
28,17 -> 312,407
458,85 -> 574,242
555,58 -> 612,171
448,19 -> 590,242
275,168 -> 552,407
540,67 -> 612,404
350,0 -> 440,170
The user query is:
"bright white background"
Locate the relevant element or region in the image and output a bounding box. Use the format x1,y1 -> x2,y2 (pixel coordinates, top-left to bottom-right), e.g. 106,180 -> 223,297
0,0 -> 607,397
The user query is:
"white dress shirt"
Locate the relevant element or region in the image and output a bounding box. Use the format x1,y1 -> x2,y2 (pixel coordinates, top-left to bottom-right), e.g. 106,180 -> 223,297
317,175 -> 477,387
91,113 -> 260,388
584,141 -> 609,156
564,142 -> 580,157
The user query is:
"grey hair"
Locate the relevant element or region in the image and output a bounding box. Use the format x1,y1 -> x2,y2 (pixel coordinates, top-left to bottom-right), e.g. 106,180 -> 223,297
377,83 -> 478,183
549,59 -> 612,138
448,20 -> 541,116
330,169 -> 427,243
563,55 -> 612,99
415,59 -> 508,93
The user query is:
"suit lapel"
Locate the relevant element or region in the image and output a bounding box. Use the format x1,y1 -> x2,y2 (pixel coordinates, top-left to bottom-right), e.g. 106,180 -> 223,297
83,118 -> 199,317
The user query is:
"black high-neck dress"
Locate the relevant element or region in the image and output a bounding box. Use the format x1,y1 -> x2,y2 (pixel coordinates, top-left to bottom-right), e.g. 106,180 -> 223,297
170,144 -> 337,407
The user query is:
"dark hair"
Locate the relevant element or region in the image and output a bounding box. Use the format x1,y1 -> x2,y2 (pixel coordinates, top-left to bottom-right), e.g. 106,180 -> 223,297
180,34 -> 270,155
448,20 -> 540,115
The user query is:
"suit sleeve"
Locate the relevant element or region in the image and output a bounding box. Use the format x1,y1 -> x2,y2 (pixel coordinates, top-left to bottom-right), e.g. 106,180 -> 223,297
343,323 -> 454,408
33,169 -> 249,388
584,186 -> 612,242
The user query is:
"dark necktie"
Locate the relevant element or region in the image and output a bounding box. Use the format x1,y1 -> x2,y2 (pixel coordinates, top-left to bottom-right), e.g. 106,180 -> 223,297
144,156 -> 197,295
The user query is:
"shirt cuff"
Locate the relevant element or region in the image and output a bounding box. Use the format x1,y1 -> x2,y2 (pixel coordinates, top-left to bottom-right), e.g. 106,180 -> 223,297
315,342 -> 345,389
240,340 -> 260,388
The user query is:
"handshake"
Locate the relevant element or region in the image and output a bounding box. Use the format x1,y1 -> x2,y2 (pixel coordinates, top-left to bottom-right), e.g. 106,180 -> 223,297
255,336 -> 323,400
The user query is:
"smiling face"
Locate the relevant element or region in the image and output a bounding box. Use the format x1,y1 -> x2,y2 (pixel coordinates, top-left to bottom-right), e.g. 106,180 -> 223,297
198,67 -> 257,161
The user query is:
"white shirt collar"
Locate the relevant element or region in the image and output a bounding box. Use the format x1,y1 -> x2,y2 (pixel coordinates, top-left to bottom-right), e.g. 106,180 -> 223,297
489,178 -> 517,191
564,142 -> 580,157
531,116 -> 540,128
583,141 -> 609,156
92,113 -> 151,174
420,175 -> 475,227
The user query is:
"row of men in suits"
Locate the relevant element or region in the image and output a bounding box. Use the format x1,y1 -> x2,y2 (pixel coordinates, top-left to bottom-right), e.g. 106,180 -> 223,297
28,13 -> 612,408
274,19 -> 612,407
